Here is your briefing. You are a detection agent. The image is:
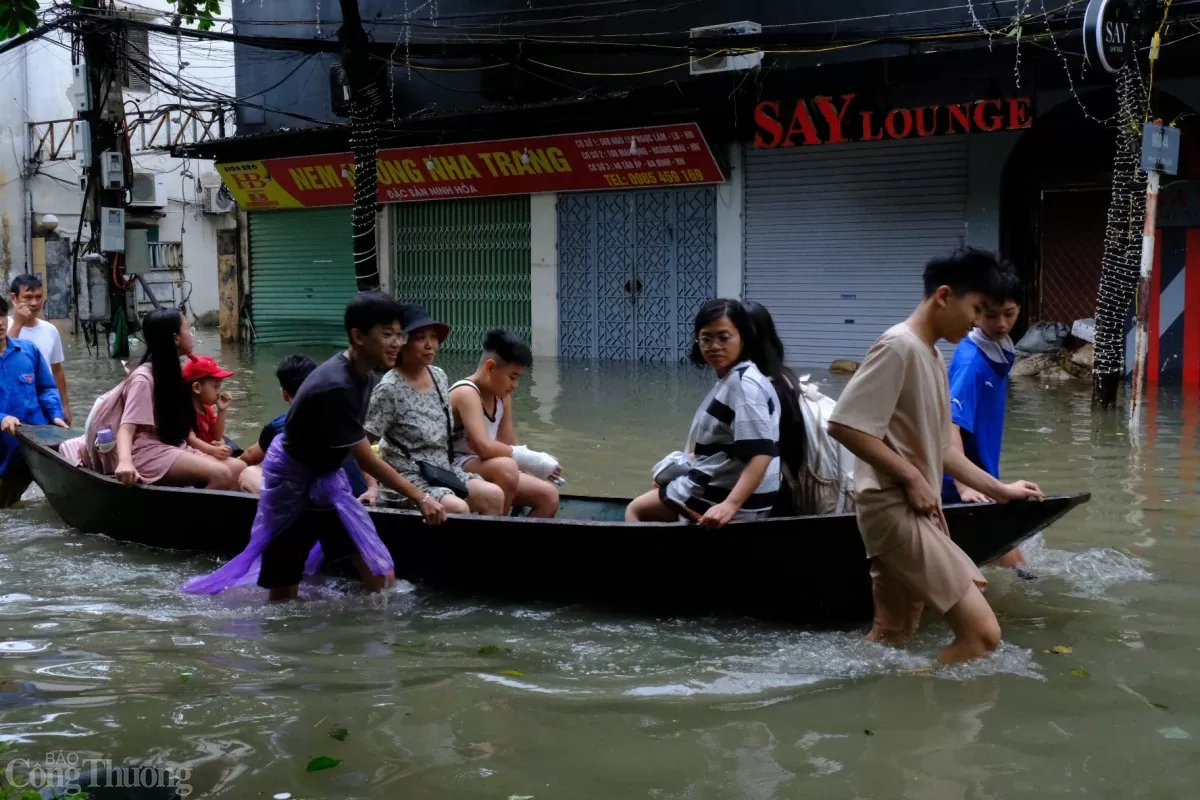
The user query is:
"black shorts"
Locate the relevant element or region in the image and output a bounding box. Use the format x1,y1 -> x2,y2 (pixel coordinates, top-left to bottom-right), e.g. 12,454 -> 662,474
257,508 -> 360,590
0,459 -> 32,508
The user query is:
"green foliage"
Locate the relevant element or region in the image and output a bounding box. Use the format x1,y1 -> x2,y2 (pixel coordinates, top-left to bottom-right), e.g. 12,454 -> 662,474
1,0 -> 222,41
165,0 -> 222,32
0,0 -> 39,40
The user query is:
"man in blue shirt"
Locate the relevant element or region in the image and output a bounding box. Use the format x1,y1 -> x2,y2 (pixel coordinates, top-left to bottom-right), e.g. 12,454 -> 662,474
0,296 -> 68,505
941,268 -> 1026,569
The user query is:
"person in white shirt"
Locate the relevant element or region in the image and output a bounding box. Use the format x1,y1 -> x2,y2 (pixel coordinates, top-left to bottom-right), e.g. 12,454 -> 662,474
9,275 -> 71,425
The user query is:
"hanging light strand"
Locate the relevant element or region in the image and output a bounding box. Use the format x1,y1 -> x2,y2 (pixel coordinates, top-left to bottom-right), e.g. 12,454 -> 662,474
349,70 -> 384,291
965,0 -> 996,51
1038,0 -> 1120,126
1093,64 -> 1148,386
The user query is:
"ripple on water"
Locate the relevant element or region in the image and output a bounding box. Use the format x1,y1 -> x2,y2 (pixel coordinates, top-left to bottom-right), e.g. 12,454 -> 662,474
447,610 -> 1048,701
30,660 -> 113,681
0,640 -> 52,654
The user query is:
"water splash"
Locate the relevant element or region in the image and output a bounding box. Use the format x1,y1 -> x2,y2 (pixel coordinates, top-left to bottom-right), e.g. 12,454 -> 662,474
1019,534 -> 1153,598
442,612 -> 1049,701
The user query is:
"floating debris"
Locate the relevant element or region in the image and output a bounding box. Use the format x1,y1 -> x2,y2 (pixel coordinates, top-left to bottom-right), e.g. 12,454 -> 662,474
479,645 -> 511,656
1158,727 -> 1191,740
306,756 -> 342,772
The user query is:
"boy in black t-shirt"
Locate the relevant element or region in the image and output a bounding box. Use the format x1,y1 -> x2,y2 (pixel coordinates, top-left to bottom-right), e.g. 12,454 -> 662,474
238,355 -> 374,500
182,292 -> 447,601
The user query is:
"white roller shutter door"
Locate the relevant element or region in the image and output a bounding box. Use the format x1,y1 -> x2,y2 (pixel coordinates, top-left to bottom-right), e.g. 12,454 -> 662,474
743,137 -> 969,368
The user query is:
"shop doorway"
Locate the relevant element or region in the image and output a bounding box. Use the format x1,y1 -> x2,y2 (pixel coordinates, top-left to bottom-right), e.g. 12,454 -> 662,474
557,187 -> 716,361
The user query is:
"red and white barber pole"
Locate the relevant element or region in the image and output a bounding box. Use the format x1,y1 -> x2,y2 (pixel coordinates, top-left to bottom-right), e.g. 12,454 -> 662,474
1128,168 -> 1160,437
1128,115 -> 1181,436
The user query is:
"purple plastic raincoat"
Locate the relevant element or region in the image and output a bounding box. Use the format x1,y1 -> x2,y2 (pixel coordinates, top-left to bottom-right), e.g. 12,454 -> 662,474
180,438 -> 393,594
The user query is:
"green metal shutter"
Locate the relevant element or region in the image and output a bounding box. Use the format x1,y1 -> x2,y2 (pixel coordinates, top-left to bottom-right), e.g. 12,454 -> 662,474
250,208 -> 357,345
393,196 -> 531,354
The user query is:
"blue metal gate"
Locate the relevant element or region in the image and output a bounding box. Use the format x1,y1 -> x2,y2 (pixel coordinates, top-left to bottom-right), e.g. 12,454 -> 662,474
557,187 -> 716,361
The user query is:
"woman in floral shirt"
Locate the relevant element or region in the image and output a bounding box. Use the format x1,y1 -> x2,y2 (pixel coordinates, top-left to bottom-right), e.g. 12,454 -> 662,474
365,304 -> 505,515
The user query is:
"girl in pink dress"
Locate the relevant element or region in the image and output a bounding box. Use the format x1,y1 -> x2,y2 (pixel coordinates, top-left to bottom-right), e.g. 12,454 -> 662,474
83,308 -> 244,489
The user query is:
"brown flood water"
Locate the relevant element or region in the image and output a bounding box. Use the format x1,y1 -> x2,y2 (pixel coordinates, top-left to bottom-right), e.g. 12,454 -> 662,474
0,330 -> 1196,799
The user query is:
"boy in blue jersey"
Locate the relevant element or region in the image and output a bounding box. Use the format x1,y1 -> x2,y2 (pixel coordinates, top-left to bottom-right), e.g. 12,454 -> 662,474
941,268 -> 1025,569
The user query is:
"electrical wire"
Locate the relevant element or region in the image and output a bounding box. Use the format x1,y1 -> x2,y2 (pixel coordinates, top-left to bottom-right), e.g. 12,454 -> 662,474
24,0 -> 1200,155
58,3 -> 1092,57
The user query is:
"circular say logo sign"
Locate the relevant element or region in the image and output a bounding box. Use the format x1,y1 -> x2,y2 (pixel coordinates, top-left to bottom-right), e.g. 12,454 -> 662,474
1083,0 -> 1135,74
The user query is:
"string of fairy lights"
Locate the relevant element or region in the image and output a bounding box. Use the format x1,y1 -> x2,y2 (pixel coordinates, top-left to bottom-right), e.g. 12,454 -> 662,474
1020,0 -> 1155,392
1093,63 -> 1149,387
347,63 -> 384,290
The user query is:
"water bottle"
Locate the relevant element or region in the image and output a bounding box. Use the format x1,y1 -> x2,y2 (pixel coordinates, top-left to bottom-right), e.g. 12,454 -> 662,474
95,427 -> 115,454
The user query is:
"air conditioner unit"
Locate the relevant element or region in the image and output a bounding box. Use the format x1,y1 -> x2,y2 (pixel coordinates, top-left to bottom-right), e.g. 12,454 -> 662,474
128,171 -> 168,208
689,21 -> 763,75
203,185 -> 236,214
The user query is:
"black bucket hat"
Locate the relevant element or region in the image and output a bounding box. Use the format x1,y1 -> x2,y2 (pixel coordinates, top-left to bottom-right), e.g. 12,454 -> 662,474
399,303 -> 450,343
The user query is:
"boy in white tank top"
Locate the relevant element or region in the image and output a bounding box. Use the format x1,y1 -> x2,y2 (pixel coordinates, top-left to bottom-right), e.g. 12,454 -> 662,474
449,330 -> 560,518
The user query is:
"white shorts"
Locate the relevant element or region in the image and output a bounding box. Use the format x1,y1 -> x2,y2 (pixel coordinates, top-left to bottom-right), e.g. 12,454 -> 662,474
451,453 -> 477,471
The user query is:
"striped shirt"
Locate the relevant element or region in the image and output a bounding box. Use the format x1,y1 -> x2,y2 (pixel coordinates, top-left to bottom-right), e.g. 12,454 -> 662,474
665,361 -> 781,519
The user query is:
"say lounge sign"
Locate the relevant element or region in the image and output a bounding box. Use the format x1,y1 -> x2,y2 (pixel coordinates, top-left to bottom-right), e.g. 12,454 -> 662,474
1083,0 -> 1135,74
754,94 -> 1033,148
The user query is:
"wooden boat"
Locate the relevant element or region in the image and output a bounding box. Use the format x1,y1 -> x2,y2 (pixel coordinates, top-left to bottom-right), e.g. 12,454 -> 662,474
18,426 -> 1090,626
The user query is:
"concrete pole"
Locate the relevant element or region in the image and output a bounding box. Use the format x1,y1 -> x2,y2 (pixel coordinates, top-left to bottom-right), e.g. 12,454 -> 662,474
1128,168 -> 1160,438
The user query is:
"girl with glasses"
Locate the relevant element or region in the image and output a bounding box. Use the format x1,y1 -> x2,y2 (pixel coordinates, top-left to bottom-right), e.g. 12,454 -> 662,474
625,299 -> 792,528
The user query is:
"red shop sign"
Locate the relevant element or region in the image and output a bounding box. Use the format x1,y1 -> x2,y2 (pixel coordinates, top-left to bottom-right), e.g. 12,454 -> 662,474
753,94 -> 1034,149
217,123 -> 725,210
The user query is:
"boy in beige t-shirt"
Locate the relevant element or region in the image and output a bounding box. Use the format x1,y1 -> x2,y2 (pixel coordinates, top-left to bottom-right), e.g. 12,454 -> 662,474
828,249 -> 1044,665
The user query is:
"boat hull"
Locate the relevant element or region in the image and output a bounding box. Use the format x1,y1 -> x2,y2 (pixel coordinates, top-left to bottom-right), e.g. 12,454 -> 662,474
18,428 -> 1089,626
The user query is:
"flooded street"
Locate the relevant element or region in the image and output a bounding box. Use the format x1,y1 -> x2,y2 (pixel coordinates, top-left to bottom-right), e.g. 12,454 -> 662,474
0,329 -> 1197,799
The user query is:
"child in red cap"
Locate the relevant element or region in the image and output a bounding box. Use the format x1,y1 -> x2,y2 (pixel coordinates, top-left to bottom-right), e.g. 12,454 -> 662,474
182,354 -> 236,461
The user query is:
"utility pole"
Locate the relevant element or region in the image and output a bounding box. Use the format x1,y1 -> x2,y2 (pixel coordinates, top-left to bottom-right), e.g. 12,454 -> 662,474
1127,119 -> 1179,438
72,0 -> 132,358
338,0 -> 382,293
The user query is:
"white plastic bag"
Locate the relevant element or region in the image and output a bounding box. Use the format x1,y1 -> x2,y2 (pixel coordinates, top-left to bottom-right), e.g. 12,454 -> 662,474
1070,317 -> 1095,344
512,444 -> 560,480
788,376 -> 856,515
651,451 -> 692,487
1016,321 -> 1069,354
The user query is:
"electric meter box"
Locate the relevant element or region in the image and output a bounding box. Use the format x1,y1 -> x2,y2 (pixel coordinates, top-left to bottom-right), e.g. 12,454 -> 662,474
72,120 -> 91,170
100,207 -> 125,252
72,64 -> 90,112
100,151 -> 124,190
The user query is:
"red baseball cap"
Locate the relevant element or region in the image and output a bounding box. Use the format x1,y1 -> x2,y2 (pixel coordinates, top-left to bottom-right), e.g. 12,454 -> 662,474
182,354 -> 234,382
